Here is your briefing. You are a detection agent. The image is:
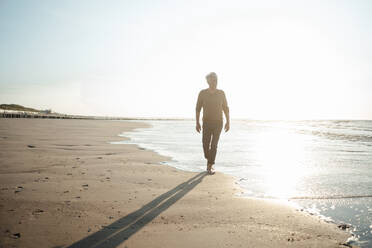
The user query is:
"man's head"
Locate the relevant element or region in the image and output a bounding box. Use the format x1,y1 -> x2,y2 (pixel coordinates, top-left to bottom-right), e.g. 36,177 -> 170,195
206,72 -> 217,89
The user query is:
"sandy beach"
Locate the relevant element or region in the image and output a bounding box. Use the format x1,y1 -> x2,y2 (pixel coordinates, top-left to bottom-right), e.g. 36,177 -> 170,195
0,119 -> 351,248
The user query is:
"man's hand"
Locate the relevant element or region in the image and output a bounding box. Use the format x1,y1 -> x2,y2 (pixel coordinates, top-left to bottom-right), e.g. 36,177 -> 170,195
196,122 -> 201,133
224,122 -> 230,132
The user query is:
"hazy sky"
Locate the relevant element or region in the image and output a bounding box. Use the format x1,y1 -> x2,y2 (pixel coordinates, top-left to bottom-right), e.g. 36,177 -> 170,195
1,0 -> 371,119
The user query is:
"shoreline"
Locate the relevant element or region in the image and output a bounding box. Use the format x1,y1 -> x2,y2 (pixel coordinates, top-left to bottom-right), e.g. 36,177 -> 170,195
113,121 -> 358,247
115,122 -> 357,244
0,118 -> 351,247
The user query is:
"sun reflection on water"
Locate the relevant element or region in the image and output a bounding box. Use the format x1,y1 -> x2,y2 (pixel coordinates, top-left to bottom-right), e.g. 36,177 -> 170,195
253,128 -> 311,199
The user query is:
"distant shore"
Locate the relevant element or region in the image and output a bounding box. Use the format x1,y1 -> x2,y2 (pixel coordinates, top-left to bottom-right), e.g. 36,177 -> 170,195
0,109 -> 190,120
0,118 -> 351,248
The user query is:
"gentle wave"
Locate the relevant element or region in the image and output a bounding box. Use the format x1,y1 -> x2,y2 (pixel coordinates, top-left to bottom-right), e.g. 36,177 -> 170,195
298,129 -> 372,142
290,195 -> 372,200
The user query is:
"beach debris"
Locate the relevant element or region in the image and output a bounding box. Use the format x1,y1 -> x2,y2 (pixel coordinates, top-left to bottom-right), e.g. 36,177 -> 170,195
76,157 -> 80,160
287,237 -> 294,242
338,223 -> 351,230
63,190 -> 69,193
27,145 -> 36,148
14,186 -> 24,193
12,233 -> 21,239
45,177 -> 49,179
106,177 -> 110,180
67,173 -> 72,176
109,216 -> 114,219
76,196 -> 81,199
32,209 -> 44,215
1,187 -> 8,190
97,157 -> 103,159
87,228 -> 91,232
82,184 -> 89,187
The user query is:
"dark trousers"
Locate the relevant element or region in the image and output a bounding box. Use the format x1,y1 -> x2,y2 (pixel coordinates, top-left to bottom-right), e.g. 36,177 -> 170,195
202,120 -> 223,165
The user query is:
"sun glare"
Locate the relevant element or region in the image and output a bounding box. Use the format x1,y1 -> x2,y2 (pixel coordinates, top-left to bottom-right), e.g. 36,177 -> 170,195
253,127 -> 310,198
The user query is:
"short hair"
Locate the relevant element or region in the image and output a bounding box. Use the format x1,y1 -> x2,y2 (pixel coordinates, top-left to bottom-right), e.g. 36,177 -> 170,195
206,72 -> 217,81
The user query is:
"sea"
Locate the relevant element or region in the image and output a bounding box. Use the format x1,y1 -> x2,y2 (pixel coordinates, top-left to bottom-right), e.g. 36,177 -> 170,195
113,119 -> 372,247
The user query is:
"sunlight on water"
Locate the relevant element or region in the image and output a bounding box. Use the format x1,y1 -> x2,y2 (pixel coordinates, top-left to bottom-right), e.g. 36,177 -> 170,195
253,129 -> 310,198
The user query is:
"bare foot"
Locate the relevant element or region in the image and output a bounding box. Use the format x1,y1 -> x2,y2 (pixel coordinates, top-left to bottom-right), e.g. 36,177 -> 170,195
207,163 -> 215,175
206,163 -> 212,172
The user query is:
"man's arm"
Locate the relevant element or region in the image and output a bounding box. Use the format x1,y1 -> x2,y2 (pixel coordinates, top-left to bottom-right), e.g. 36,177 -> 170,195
195,91 -> 203,133
222,91 -> 230,132
196,111 -> 201,133
223,109 -> 230,132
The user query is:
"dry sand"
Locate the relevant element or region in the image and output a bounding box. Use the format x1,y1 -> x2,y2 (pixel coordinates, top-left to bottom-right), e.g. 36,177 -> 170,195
0,119 -> 351,248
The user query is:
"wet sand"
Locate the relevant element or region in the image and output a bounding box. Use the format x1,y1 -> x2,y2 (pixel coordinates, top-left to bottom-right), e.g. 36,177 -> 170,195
0,119 -> 351,247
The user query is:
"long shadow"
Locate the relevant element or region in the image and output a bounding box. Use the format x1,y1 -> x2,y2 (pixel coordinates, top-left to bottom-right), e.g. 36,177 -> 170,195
68,172 -> 207,248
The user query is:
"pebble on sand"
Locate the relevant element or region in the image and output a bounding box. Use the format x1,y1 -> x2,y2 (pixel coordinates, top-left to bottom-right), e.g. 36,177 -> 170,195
12,233 -> 21,239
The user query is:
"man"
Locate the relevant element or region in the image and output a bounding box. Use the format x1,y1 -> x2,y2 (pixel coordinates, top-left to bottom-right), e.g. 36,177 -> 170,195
195,72 -> 230,175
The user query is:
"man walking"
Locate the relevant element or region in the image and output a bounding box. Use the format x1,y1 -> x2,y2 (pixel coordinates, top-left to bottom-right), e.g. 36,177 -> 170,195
196,72 -> 230,175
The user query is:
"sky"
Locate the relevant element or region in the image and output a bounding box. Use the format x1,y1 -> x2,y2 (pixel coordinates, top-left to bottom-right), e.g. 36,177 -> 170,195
0,0 -> 371,119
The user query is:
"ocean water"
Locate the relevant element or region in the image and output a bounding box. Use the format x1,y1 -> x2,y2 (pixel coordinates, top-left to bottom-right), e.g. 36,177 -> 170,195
113,120 -> 372,247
